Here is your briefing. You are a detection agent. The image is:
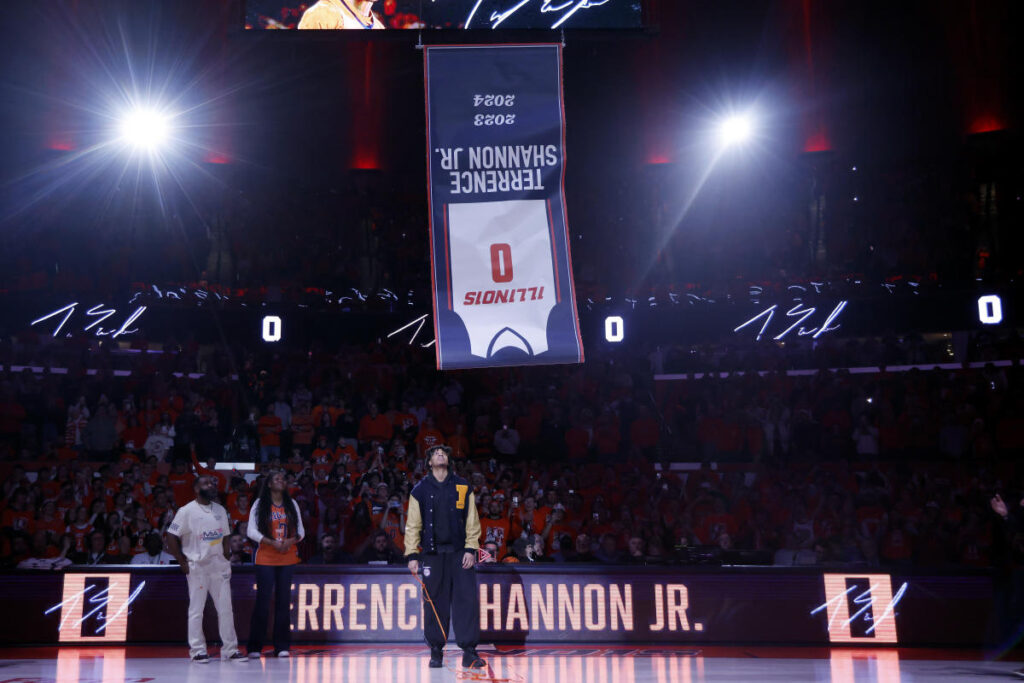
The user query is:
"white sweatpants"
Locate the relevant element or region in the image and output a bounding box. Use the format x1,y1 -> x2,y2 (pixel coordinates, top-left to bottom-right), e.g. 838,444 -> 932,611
186,556 -> 239,658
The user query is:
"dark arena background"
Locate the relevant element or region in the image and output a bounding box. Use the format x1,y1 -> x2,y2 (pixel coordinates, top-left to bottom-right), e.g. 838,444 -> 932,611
0,0 -> 1023,681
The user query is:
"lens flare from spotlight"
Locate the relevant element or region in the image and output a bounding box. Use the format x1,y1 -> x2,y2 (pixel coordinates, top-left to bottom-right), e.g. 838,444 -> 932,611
119,109 -> 171,149
718,114 -> 753,147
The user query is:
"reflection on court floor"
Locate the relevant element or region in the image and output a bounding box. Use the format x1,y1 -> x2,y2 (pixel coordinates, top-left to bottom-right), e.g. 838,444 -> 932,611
1,645 -> 1017,683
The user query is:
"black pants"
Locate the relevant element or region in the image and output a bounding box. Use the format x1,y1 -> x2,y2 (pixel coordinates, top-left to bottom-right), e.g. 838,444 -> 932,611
421,551 -> 479,650
248,564 -> 294,654
989,569 -> 1024,653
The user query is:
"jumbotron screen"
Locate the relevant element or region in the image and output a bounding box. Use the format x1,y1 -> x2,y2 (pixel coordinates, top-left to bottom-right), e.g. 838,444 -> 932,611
245,0 -> 644,30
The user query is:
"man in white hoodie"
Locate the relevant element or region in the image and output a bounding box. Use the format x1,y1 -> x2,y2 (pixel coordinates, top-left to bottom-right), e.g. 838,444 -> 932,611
166,476 -> 246,664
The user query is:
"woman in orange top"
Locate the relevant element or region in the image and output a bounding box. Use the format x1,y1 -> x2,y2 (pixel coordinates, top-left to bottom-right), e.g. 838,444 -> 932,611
246,472 -> 304,658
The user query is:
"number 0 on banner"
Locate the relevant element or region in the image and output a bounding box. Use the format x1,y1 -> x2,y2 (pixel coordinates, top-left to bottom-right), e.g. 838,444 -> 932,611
490,243 -> 514,283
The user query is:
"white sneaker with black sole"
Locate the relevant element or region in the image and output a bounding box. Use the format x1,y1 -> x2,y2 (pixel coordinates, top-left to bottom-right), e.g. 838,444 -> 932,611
276,651 -> 290,658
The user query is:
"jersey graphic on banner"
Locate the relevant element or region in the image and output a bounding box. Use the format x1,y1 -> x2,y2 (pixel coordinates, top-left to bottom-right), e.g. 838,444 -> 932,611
449,200 -> 556,359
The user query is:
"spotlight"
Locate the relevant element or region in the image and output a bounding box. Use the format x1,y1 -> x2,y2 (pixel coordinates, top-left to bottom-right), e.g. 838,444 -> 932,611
717,113 -> 754,147
119,108 -> 172,150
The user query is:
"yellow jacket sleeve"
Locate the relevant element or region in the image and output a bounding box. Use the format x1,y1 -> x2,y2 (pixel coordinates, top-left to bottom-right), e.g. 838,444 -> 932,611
464,492 -> 481,551
404,496 -> 423,558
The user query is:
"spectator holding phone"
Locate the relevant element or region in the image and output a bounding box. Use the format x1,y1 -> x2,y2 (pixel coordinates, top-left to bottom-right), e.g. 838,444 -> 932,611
379,494 -> 406,550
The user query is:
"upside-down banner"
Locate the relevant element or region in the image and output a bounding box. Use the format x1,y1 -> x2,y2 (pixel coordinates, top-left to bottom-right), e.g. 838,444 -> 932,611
425,44 -> 584,370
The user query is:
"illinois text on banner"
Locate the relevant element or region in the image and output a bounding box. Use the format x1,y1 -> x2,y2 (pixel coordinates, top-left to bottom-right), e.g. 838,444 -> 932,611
425,44 -> 584,370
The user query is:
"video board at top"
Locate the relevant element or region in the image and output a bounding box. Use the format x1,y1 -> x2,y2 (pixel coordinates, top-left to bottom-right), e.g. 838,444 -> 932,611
245,0 -> 643,31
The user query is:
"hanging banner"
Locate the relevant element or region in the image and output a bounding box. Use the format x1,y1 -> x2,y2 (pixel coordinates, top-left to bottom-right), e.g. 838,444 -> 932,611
425,44 -> 584,370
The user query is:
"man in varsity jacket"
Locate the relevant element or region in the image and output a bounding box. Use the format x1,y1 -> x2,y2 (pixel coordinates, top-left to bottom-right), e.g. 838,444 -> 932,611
405,445 -> 485,669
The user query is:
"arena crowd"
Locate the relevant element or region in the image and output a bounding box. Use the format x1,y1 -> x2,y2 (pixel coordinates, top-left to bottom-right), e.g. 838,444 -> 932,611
1,334 -> 1021,571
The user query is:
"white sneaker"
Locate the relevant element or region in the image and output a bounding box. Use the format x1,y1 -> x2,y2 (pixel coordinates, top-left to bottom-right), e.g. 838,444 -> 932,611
248,651 -> 262,660
276,651 -> 290,658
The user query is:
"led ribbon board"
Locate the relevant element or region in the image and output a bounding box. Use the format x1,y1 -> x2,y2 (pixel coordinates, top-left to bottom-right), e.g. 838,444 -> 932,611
2,568 -> 992,646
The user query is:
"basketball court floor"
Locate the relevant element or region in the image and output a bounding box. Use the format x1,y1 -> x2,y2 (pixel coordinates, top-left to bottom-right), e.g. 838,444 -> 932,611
1,645 -> 1021,682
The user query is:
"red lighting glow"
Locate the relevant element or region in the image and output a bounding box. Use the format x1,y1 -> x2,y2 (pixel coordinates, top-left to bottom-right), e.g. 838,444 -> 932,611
348,43 -> 383,171
351,151 -> 380,170
802,129 -> 831,154
793,0 -> 832,154
204,151 -> 231,164
968,115 -> 1005,135
47,137 -> 76,152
